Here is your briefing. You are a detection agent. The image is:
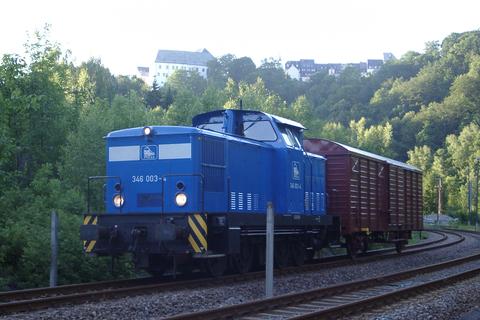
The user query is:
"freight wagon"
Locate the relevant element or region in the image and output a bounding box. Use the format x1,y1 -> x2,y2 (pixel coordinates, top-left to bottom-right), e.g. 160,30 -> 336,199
304,139 -> 423,255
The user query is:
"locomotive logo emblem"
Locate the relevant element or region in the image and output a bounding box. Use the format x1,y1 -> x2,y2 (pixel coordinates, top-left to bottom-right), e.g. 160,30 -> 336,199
292,161 -> 300,180
141,145 -> 157,160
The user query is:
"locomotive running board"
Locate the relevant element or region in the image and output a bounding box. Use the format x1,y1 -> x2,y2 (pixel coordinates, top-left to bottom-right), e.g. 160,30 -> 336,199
192,253 -> 226,259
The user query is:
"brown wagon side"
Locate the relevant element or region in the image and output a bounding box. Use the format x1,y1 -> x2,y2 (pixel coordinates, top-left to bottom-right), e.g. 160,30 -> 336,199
304,138 -> 423,255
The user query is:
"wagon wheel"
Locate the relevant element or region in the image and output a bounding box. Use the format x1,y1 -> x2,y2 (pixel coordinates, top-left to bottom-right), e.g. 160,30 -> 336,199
274,242 -> 290,268
346,238 -> 357,260
291,241 -> 306,266
346,236 -> 362,260
231,241 -> 254,274
204,256 -> 228,277
395,242 -> 405,253
361,236 -> 369,254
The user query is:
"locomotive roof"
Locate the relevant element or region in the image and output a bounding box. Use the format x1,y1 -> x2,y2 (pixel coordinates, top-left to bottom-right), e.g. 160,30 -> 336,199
306,138 -> 421,173
106,126 -> 202,138
105,125 -> 272,147
192,109 -> 306,130
270,114 -> 305,129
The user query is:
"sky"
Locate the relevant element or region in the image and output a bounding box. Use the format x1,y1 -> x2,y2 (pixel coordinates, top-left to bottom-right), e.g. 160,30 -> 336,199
1,0 -> 479,76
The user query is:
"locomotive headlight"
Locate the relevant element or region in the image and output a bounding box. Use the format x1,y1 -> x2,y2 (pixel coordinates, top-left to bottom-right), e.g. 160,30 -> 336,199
175,193 -> 187,207
143,126 -> 153,136
113,194 -> 124,208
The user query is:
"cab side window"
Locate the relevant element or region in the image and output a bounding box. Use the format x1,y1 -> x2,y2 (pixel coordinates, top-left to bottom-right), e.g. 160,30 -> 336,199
280,126 -> 302,149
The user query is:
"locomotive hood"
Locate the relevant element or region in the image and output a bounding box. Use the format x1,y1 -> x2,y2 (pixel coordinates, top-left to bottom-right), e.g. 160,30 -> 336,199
104,125 -> 206,214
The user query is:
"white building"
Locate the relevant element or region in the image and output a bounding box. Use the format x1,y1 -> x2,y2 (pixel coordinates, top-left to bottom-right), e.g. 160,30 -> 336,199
285,62 -> 301,81
137,49 -> 215,86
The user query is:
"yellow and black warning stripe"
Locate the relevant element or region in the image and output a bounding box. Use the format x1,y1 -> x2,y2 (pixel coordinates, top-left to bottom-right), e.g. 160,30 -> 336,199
188,213 -> 208,253
83,215 -> 97,253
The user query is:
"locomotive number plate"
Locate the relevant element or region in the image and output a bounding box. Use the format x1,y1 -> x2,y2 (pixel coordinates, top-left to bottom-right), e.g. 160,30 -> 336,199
131,175 -> 160,183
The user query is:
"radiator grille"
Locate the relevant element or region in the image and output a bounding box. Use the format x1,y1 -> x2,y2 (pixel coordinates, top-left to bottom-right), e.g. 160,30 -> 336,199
202,138 -> 225,192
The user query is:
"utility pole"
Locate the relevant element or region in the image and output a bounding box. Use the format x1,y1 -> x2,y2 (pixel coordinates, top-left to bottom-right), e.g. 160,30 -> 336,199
475,158 -> 480,231
437,178 -> 442,224
468,180 -> 472,225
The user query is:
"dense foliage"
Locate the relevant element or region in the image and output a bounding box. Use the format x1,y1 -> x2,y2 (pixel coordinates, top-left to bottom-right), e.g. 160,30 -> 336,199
1,27 -> 480,289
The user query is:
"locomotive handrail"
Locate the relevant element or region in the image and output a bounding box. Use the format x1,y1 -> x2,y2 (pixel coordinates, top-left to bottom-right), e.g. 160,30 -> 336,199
87,176 -> 122,215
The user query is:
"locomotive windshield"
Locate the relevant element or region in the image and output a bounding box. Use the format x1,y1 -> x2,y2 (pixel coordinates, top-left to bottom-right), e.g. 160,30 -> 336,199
195,114 -> 225,133
194,110 -> 277,142
242,119 -> 277,141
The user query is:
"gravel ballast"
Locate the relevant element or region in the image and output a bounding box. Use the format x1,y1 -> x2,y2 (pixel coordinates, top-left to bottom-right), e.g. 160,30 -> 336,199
3,231 -> 480,320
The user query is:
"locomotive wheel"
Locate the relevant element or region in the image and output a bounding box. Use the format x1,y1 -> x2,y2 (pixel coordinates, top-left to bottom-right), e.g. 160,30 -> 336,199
179,264 -> 193,277
291,241 -> 306,266
147,255 -> 169,277
148,269 -> 167,278
204,256 -> 228,277
274,242 -> 290,268
231,241 -> 254,274
305,248 -> 315,262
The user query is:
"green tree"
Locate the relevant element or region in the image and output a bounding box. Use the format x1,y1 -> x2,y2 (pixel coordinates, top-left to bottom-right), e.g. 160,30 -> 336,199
227,57 -> 256,83
206,54 -> 235,88
145,79 -> 163,108
166,69 -> 207,96
349,117 -> 393,156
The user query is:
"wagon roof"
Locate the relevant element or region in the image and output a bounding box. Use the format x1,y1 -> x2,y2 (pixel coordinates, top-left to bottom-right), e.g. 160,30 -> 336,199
306,138 -> 421,173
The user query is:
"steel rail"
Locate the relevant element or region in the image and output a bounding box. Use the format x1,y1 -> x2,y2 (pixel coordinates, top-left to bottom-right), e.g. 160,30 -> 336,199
0,230 -> 445,304
168,249 -> 480,320
0,230 -> 459,315
0,277 -> 155,303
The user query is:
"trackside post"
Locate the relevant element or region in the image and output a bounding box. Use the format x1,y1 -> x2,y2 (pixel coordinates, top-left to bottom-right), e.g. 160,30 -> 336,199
50,210 -> 58,287
266,202 -> 274,298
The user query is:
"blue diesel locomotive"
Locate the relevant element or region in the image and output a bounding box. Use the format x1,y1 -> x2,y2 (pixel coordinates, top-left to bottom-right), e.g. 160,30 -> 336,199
80,109 -> 338,276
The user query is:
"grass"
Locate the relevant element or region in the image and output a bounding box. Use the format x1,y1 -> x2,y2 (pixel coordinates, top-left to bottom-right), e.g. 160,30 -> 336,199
408,230 -> 428,245
424,222 -> 480,231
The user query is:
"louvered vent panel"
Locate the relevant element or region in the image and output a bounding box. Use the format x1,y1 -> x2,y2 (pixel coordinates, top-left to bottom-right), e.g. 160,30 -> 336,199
230,192 -> 236,210
238,192 -> 244,210
254,194 -> 259,211
202,138 -> 225,192
305,192 -> 310,210
247,193 -> 252,211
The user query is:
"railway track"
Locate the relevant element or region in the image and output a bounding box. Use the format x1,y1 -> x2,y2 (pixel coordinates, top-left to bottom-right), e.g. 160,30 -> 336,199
167,249 -> 480,320
0,230 -> 461,316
